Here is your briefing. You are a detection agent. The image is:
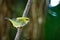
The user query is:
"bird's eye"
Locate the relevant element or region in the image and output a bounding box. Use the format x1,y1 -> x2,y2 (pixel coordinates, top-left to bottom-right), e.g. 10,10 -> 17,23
26,19 -> 29,20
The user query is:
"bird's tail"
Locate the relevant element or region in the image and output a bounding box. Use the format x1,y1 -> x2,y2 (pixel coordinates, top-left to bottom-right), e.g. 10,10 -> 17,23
4,17 -> 10,20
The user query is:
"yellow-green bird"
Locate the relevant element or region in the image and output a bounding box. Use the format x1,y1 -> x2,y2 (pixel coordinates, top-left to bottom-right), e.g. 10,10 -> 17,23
5,17 -> 30,28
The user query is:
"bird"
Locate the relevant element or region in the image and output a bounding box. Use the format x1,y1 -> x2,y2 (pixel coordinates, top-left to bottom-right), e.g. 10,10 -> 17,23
5,17 -> 30,28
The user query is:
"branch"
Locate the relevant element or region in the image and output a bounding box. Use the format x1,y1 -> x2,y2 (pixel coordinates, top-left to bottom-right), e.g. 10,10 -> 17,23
22,0 -> 31,17
14,0 -> 31,40
14,28 -> 22,40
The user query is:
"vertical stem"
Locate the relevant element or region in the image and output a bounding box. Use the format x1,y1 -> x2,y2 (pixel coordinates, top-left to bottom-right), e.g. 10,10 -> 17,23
22,0 -> 31,17
14,28 -> 22,40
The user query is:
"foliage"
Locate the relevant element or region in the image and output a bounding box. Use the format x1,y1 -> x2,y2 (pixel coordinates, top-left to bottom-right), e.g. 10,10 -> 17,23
44,4 -> 60,40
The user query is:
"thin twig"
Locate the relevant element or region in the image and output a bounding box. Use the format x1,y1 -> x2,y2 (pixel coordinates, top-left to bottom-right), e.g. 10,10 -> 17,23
14,0 -> 31,40
14,28 -> 22,40
22,0 -> 31,17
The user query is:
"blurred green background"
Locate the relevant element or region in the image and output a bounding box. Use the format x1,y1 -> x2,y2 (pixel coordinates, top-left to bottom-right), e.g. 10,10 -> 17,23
0,0 -> 60,40
44,4 -> 60,40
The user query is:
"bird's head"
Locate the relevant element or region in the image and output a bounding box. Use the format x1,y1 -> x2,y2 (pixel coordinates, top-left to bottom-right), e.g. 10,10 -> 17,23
16,17 -> 30,24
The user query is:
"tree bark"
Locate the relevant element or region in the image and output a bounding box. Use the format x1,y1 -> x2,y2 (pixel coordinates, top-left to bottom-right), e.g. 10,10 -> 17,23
0,0 -> 13,40
31,0 -> 49,40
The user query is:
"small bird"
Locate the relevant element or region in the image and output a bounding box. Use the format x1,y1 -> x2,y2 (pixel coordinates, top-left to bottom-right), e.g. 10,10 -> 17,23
5,17 -> 30,28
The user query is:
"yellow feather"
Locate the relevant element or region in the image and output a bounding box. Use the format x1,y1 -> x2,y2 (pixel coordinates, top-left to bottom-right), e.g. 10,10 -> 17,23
7,17 -> 29,28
